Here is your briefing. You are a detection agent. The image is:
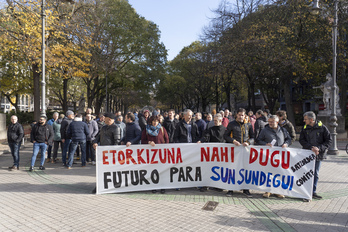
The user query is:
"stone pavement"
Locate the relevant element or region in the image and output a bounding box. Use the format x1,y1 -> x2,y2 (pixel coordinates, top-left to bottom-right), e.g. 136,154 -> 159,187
0,141 -> 348,232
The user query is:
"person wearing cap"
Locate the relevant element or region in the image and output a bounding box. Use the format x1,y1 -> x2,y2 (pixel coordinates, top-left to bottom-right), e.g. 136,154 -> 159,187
60,110 -> 75,166
29,115 -> 54,171
66,114 -> 90,169
93,113 -> 121,149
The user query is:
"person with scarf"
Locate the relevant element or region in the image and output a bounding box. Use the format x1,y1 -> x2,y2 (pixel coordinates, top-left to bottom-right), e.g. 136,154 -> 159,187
141,115 -> 169,193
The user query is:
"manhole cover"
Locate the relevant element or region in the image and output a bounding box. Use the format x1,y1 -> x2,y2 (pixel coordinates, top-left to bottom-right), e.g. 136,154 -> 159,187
202,201 -> 219,211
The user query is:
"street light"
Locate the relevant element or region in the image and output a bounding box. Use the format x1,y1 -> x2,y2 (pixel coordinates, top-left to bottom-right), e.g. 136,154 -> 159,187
41,0 -> 46,117
311,0 -> 339,155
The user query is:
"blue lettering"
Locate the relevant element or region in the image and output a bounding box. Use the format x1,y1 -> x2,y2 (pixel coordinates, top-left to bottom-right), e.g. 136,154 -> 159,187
260,171 -> 266,186
266,172 -> 272,187
245,170 -> 252,184
210,166 -> 220,181
237,169 -> 244,185
281,175 -> 291,189
252,171 -> 259,185
273,174 -> 281,188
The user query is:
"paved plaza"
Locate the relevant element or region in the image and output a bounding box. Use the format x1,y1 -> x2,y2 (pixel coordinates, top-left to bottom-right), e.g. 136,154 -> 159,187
0,140 -> 348,232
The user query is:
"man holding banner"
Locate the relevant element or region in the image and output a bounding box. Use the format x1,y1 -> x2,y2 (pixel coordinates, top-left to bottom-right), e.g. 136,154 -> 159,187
224,108 -> 254,197
256,115 -> 292,198
299,111 -> 332,201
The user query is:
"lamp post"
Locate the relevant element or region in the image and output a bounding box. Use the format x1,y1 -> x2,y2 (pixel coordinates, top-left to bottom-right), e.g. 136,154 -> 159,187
41,0 -> 46,117
311,0 -> 339,155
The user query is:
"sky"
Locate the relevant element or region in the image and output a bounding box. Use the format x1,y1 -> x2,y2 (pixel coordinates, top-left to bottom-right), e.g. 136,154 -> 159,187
128,0 -> 222,60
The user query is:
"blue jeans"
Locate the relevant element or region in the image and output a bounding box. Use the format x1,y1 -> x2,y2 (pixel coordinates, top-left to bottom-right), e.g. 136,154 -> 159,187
31,142 -> 48,167
9,142 -> 21,167
68,140 -> 86,167
62,139 -> 71,165
313,159 -> 321,193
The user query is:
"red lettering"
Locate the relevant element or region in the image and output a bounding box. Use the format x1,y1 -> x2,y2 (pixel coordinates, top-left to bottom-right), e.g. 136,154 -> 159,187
137,149 -> 146,164
103,150 -> 109,165
211,147 -> 220,162
159,149 -> 166,163
249,147 -> 258,164
176,148 -> 183,163
231,147 -> 234,163
118,150 -> 125,165
146,149 -> 150,163
270,150 -> 280,167
150,149 -> 158,164
126,149 -> 136,164
110,150 -> 117,164
201,147 -> 210,162
168,148 -> 175,163
281,151 -> 290,169
220,147 -> 228,162
259,149 -> 269,166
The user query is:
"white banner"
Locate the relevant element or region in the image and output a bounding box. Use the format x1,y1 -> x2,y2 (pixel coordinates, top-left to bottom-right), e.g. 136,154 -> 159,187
96,143 -> 315,199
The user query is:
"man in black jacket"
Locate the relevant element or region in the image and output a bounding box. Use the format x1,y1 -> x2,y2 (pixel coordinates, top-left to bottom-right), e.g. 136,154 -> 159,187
60,110 -> 75,166
174,109 -> 199,143
162,109 -> 179,143
93,113 -> 121,149
224,108 -> 254,197
198,113 -> 225,143
30,115 -> 54,171
300,111 -> 332,201
7,115 -> 24,170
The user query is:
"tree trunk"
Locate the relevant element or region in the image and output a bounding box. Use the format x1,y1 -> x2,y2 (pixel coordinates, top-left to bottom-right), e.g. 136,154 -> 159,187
283,78 -> 296,127
62,78 -> 68,113
33,64 -> 41,121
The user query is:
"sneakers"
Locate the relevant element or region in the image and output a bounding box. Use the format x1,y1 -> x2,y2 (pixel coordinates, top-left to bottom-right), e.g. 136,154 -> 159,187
243,190 -> 253,198
313,193 -> 322,200
67,166 -> 72,170
39,166 -> 45,170
152,190 -> 157,193
92,161 -> 96,166
160,189 -> 165,194
8,165 -> 19,171
29,166 -> 34,172
263,192 -> 271,198
226,191 -> 233,197
46,158 -> 51,163
303,198 -> 311,202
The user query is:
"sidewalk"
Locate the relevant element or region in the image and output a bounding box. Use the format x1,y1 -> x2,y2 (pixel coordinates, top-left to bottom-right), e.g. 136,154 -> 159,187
0,141 -> 347,232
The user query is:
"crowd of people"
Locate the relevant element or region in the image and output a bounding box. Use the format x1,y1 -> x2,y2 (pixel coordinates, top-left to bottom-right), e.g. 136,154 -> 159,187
7,106 -> 332,200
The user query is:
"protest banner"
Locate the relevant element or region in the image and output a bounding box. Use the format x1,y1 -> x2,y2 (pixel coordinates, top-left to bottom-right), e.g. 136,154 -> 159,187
96,143 -> 315,199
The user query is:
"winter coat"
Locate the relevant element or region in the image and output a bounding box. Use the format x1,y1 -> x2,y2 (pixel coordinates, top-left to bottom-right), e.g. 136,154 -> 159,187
299,121 -> 332,160
256,124 -> 292,146
94,124 -> 121,146
67,118 -> 90,142
254,116 -> 268,139
52,118 -> 63,141
60,117 -> 74,140
200,125 -> 226,143
7,122 -> 24,144
85,120 -> 99,141
224,120 -> 254,145
138,114 -> 149,131
174,120 -> 199,143
115,121 -> 126,141
162,118 -> 179,143
195,119 -> 207,140
222,117 -> 229,128
141,127 -> 169,144
30,123 -> 54,145
123,122 -> 142,144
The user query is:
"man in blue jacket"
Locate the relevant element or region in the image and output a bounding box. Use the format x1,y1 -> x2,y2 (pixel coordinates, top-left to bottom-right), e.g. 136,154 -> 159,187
122,112 -> 141,146
67,114 -> 90,169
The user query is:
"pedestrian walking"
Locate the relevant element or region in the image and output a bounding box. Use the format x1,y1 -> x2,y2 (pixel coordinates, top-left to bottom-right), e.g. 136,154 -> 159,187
7,115 -> 24,171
